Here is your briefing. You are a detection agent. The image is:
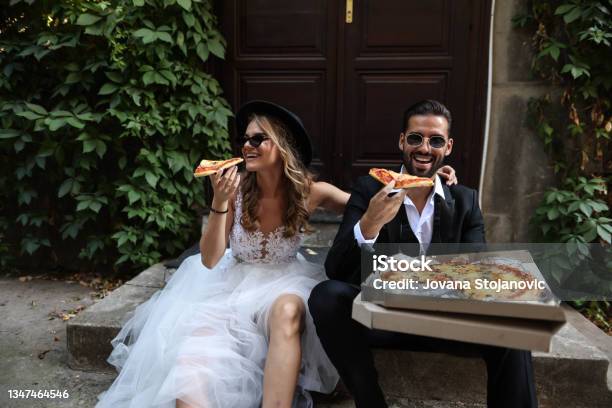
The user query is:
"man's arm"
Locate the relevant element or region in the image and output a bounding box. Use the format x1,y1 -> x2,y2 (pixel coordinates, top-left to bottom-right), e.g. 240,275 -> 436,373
324,177 -> 372,283
325,176 -> 406,284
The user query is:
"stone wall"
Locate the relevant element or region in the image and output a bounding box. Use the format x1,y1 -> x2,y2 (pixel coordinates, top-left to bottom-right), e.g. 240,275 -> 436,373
481,0 -> 557,242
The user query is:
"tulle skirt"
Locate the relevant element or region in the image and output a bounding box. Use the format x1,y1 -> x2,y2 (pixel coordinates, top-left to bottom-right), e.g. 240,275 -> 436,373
96,251 -> 339,408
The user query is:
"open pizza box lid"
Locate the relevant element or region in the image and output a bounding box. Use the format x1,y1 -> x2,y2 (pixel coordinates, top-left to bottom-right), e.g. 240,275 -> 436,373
352,294 -> 565,352
361,249 -> 566,322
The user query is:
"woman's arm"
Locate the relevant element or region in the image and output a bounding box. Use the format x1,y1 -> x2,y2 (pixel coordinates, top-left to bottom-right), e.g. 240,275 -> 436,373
309,181 -> 350,214
308,164 -> 455,214
200,167 -> 241,268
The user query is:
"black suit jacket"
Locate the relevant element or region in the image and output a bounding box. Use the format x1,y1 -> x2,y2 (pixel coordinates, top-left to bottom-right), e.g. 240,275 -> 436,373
324,175 -> 486,285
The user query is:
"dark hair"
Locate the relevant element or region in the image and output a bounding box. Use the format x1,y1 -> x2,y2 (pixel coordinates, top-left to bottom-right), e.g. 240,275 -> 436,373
401,99 -> 452,133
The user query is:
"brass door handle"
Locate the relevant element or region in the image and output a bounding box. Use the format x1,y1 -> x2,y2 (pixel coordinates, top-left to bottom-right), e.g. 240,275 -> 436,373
346,0 -> 353,23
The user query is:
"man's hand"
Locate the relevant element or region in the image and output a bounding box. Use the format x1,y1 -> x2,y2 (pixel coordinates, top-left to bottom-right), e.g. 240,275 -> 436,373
359,180 -> 407,239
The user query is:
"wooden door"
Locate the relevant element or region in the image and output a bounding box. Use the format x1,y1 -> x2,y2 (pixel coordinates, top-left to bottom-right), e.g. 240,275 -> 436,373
220,0 -> 491,189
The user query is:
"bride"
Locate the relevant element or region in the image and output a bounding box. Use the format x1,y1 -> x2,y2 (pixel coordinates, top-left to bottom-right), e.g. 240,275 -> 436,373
96,101 -> 457,408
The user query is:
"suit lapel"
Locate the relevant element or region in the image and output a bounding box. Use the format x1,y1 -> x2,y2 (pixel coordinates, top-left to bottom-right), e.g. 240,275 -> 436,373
386,206 -> 405,243
432,184 -> 455,243
387,202 -> 419,243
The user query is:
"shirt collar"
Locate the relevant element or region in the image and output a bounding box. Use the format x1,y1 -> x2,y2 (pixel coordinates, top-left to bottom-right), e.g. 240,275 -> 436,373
399,165 -> 446,201
433,174 -> 446,200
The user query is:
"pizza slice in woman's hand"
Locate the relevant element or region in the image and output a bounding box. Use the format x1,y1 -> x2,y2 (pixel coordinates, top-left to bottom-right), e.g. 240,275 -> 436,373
369,168 -> 434,188
194,157 -> 244,178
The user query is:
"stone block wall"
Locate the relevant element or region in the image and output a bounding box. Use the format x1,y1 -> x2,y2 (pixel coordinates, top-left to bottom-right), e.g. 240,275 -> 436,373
481,0 -> 557,242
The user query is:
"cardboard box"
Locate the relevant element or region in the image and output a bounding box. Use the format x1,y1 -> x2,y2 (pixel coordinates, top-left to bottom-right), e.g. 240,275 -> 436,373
352,294 -> 565,352
362,250 -> 566,322
380,292 -> 566,322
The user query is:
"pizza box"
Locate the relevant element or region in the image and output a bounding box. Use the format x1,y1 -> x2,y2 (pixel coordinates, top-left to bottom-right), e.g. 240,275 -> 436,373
352,294 -> 565,352
381,292 -> 566,322
361,250 -> 566,322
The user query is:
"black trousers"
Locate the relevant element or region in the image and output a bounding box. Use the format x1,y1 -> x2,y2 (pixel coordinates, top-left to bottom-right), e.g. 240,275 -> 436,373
308,280 -> 538,408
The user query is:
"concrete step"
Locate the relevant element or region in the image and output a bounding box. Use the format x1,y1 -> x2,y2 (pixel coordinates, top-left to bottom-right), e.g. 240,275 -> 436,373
67,259 -> 612,407
303,222 -> 340,248
306,210 -> 342,247
313,398 -> 484,407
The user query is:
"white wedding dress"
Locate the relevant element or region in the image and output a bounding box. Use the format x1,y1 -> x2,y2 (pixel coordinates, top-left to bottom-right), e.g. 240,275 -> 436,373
96,192 -> 339,408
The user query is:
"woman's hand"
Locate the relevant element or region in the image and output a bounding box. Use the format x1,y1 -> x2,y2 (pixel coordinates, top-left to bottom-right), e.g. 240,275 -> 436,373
209,166 -> 240,208
437,165 -> 458,186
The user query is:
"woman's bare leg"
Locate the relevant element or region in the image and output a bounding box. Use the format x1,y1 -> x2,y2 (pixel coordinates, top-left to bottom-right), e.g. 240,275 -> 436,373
175,326 -> 216,408
262,294 -> 305,408
176,399 -> 196,408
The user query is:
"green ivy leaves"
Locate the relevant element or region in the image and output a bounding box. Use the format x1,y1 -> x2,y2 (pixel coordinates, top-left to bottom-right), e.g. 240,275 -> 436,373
0,0 -> 232,272
133,28 -> 174,45
76,13 -> 103,26
555,4 -> 583,24
533,177 -> 611,244
519,1 -> 611,248
177,0 -> 192,12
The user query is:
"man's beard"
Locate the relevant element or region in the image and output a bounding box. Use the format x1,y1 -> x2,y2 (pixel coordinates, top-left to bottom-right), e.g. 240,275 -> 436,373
403,151 -> 445,178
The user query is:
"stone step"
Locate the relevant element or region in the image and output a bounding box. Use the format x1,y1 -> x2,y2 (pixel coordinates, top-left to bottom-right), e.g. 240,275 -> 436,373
67,259 -> 612,407
66,263 -> 169,372
314,397 -> 484,407
302,222 -> 340,248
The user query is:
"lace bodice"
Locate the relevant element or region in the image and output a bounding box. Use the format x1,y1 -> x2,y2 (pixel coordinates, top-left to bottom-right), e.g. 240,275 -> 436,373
229,192 -> 302,264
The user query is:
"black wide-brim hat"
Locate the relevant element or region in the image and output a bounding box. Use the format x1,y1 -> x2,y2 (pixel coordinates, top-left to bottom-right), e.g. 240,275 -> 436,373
236,100 -> 313,167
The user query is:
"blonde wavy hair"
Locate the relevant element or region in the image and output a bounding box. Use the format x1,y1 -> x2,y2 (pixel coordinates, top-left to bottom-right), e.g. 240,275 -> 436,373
240,114 -> 314,237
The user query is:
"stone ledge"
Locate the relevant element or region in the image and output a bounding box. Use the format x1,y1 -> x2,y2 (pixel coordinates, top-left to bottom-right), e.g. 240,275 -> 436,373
370,315 -> 612,407
67,261 -> 612,407
315,398 -> 484,407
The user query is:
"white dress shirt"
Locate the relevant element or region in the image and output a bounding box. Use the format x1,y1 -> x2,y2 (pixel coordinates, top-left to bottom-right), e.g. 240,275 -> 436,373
353,170 -> 446,251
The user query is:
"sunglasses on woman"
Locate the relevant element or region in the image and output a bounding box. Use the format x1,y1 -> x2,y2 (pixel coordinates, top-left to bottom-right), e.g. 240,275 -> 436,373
404,133 -> 447,149
239,133 -> 270,148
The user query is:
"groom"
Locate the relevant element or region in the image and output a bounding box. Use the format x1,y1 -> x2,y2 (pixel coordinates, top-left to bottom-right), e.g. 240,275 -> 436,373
308,100 -> 537,408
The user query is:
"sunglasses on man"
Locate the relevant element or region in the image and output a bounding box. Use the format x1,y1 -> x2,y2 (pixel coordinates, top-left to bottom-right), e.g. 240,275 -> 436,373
404,133 -> 447,149
239,133 -> 270,148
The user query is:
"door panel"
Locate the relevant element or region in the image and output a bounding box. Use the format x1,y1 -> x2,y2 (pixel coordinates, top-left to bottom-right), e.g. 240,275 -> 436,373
238,73 -> 327,170
221,0 -> 338,180
350,73 -> 448,172
239,0 -> 327,56
362,0 -> 449,51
